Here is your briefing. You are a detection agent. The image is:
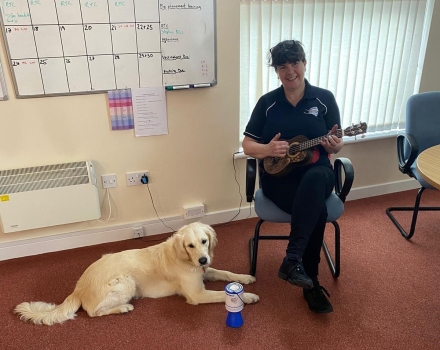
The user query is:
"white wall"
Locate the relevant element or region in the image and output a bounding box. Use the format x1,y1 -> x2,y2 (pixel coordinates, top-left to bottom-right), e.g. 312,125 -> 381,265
0,1 -> 439,255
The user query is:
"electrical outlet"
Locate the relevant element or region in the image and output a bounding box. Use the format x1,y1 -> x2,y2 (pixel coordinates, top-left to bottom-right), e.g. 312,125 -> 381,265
126,171 -> 150,186
132,226 -> 144,238
101,174 -> 117,189
183,204 -> 205,219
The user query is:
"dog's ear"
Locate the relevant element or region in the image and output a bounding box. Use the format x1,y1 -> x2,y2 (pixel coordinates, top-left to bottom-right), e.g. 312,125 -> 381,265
204,224 -> 217,259
172,231 -> 190,262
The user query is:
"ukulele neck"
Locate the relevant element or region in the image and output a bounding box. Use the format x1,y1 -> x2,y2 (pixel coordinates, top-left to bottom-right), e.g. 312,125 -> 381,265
290,130 -> 343,153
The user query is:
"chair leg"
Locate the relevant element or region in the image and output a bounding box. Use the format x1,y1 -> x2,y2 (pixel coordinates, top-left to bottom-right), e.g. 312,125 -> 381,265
249,220 -> 291,276
386,187 -> 440,240
250,219 -> 340,278
322,221 -> 340,278
249,219 -> 264,276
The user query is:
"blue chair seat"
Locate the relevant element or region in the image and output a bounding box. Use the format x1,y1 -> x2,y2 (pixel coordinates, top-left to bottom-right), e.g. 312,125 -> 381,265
254,189 -> 344,223
410,163 -> 437,190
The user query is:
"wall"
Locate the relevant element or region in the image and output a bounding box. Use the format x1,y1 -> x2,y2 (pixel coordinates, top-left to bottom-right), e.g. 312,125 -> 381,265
420,0 -> 440,93
0,1 -> 439,252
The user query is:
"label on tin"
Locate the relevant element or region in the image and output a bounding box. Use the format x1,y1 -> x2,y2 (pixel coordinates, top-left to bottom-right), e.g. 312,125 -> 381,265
225,282 -> 244,312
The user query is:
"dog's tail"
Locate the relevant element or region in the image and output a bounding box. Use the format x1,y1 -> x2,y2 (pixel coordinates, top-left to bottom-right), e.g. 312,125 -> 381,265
14,292 -> 81,325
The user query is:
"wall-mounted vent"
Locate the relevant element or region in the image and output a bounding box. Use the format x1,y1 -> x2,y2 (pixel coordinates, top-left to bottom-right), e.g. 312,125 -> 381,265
0,161 -> 101,233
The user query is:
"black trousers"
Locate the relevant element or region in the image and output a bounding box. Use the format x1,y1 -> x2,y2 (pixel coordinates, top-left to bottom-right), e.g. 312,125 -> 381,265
262,164 -> 335,279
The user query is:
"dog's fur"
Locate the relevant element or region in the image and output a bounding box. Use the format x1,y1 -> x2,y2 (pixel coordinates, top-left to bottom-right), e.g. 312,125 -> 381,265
15,222 -> 259,325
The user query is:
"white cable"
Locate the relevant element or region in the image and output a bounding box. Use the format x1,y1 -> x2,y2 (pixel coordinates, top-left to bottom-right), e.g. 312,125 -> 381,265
97,188 -> 112,223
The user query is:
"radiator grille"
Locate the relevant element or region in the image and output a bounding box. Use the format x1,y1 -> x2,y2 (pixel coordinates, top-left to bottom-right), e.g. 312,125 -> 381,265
0,161 -> 90,195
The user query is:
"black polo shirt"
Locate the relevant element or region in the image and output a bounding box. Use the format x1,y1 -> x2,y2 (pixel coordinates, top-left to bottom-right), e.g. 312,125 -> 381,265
244,79 -> 341,167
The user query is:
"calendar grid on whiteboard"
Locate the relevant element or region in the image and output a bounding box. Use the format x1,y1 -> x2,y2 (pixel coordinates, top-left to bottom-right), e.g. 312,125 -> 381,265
0,0 -> 216,98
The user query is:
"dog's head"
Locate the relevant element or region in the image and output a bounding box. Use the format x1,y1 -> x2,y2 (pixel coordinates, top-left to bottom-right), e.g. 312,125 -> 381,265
172,222 -> 217,267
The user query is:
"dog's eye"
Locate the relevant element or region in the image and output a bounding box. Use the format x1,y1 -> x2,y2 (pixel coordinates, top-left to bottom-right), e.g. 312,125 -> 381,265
202,239 -> 207,244
188,244 -> 195,248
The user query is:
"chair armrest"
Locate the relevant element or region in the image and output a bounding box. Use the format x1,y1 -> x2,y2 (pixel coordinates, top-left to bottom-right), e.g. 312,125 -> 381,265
246,158 -> 257,203
397,133 -> 419,175
334,157 -> 354,203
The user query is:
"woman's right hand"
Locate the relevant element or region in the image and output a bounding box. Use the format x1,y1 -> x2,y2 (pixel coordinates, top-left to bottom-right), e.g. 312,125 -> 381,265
242,134 -> 289,159
267,133 -> 289,157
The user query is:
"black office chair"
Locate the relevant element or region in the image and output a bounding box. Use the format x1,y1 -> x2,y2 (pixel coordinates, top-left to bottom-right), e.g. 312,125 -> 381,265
386,91 -> 440,240
246,157 -> 354,278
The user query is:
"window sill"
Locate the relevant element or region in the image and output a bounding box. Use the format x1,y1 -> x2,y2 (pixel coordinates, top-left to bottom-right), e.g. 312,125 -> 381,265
234,130 -> 401,159
343,129 -> 400,144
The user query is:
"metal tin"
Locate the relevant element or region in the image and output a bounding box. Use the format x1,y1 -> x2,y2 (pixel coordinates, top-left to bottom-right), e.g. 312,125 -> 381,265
225,282 -> 244,312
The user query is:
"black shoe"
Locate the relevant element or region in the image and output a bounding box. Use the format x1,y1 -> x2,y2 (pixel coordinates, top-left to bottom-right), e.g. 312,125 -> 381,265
278,259 -> 313,289
303,284 -> 333,313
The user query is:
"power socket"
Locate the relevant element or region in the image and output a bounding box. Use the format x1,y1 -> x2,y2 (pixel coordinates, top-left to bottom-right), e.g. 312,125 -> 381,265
101,174 -> 117,189
183,204 -> 205,219
132,226 -> 144,238
126,171 -> 150,186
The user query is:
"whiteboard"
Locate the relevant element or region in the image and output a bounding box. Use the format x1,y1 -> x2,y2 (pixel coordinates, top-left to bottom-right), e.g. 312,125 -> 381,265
0,0 -> 216,97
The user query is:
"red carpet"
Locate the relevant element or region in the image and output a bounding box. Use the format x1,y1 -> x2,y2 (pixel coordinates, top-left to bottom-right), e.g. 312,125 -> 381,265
0,189 -> 439,349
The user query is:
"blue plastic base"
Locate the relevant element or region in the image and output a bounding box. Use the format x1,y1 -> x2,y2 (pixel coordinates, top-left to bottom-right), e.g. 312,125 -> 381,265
226,311 -> 243,328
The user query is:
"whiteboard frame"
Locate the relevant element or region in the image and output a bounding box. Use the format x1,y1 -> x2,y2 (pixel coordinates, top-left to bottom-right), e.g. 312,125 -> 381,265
0,57 -> 7,100
0,0 -> 217,99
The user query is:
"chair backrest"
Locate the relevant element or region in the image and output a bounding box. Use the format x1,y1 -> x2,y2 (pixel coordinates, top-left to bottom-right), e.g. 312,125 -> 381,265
406,91 -> 440,157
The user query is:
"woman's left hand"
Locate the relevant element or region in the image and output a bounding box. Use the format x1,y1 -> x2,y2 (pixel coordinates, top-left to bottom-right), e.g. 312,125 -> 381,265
320,124 -> 344,154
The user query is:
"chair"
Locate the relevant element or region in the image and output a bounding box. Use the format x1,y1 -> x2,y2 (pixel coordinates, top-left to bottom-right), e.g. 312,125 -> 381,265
386,91 -> 440,240
246,157 -> 354,278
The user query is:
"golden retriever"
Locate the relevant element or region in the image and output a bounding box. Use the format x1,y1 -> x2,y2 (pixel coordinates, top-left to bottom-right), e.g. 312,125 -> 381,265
15,222 -> 259,325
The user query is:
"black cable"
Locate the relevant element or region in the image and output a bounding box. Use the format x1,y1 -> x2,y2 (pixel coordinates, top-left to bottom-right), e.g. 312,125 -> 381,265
140,152 -> 250,236
144,179 -> 176,233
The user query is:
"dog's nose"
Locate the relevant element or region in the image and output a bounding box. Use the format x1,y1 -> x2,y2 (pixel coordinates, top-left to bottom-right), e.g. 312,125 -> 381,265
198,257 -> 208,265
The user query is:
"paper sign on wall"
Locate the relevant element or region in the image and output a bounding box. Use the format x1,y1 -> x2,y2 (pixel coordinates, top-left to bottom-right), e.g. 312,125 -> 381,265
132,87 -> 168,137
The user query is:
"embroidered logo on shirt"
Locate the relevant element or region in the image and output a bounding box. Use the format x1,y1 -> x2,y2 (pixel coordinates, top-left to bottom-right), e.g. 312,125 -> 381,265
304,107 -> 319,117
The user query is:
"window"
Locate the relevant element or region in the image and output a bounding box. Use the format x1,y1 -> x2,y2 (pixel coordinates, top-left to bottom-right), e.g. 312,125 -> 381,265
240,0 -> 435,141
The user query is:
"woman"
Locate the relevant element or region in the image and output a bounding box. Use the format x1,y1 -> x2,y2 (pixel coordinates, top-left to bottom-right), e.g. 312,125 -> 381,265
242,40 -> 343,313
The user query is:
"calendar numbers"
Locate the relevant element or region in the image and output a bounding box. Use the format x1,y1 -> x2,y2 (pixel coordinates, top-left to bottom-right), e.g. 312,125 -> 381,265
2,0 -> 160,96
0,0 -> 216,96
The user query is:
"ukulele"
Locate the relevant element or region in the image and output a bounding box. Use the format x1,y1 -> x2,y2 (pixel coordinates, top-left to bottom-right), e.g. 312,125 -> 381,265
263,122 -> 367,177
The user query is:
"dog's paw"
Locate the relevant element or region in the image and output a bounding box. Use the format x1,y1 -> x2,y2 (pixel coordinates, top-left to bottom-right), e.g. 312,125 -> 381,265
120,304 -> 134,313
242,292 -> 259,304
237,274 -> 256,285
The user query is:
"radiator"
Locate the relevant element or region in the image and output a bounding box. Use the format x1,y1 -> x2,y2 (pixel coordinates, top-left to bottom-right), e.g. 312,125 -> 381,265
0,161 -> 101,233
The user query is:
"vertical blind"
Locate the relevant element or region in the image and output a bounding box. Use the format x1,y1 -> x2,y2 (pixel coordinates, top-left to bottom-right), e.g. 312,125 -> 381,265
240,0 -> 434,139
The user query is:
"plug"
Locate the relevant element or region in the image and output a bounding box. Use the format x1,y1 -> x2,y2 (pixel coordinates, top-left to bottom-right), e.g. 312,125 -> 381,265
141,174 -> 149,184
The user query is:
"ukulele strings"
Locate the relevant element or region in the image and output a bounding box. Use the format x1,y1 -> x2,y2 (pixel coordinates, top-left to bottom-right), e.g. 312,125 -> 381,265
289,130 -> 343,153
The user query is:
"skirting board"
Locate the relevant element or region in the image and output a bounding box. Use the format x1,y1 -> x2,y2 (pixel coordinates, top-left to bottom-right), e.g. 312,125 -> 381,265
346,178 -> 419,201
0,178 -> 419,261
0,208 -> 257,262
